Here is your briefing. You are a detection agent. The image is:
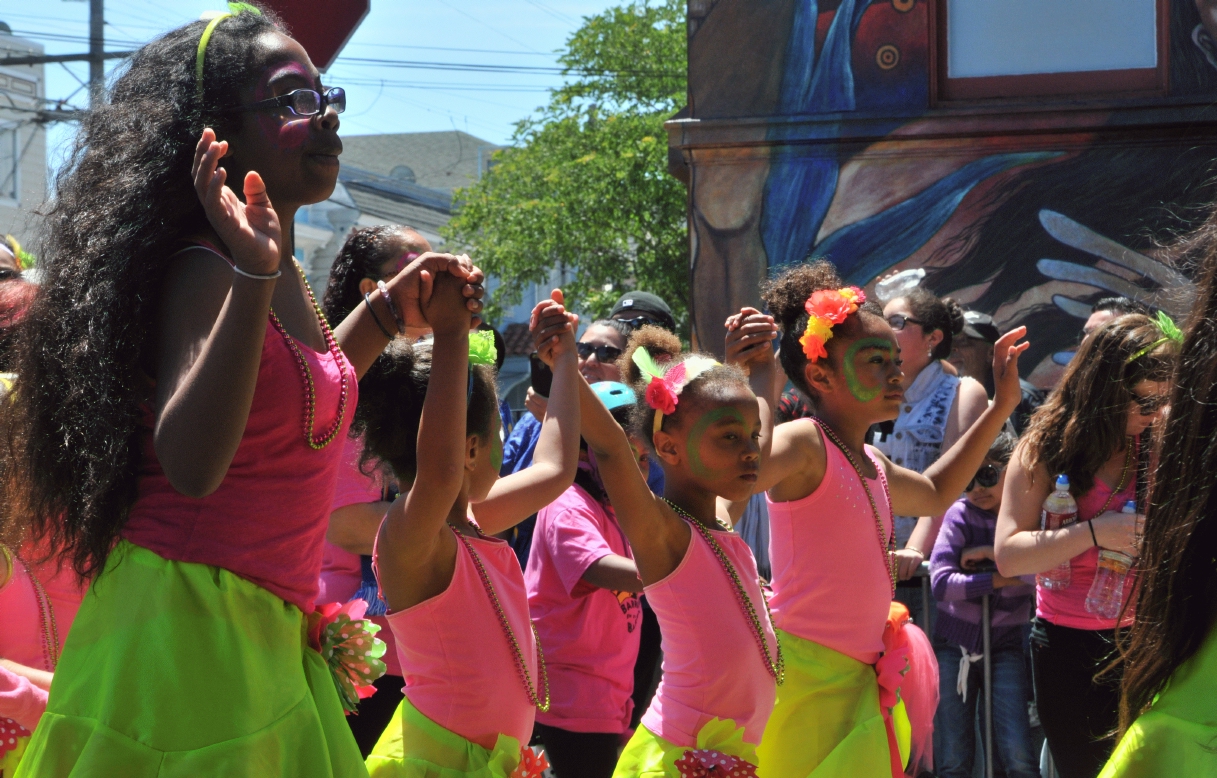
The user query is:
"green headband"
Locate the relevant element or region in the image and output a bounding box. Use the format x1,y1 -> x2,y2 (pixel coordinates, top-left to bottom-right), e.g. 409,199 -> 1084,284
196,3 -> 263,104
1126,310 -> 1184,364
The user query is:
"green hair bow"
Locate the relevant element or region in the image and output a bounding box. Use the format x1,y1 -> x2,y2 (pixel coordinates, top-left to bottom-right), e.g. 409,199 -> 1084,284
468,330 -> 498,367
1127,310 -> 1184,363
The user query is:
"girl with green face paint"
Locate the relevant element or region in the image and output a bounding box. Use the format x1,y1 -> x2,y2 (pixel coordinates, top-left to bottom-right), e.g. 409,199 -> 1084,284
749,261 -> 1029,778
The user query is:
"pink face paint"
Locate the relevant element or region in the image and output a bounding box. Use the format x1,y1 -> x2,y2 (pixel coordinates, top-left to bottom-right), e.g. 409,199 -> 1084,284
253,62 -> 317,151
394,252 -> 423,274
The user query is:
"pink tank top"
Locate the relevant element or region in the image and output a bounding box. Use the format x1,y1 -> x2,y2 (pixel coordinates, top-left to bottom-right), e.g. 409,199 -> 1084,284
122,246 -> 354,613
0,545 -> 87,671
386,531 -> 538,750
767,419 -> 895,665
1037,471 -> 1137,630
640,523 -> 777,747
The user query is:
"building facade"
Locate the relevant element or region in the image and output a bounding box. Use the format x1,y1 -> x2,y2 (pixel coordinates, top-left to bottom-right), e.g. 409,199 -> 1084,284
0,26 -> 46,253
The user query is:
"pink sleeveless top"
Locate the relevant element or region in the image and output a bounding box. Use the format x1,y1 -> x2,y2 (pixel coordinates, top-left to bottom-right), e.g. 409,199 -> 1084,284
767,419 -> 895,665
640,523 -> 777,747
386,531 -> 539,750
1037,471 -> 1137,630
122,245 -> 354,613
0,545 -> 87,671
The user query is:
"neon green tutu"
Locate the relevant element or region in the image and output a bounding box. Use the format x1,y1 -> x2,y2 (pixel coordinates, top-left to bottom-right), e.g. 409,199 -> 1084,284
756,629 -> 907,778
14,541 -> 366,777
1100,625 -> 1217,777
365,696 -> 537,777
612,717 -> 758,777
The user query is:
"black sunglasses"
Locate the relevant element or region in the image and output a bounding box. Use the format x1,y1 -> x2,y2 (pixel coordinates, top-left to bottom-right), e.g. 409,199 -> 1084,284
576,342 -> 623,362
887,313 -> 926,332
1132,392 -> 1169,416
966,463 -> 1005,492
237,87 -> 346,117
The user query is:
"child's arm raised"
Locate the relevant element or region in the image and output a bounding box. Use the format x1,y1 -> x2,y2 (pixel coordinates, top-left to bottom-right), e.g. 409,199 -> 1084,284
883,327 -> 1029,517
376,274 -> 471,611
472,291 -> 581,535
718,307 -> 778,518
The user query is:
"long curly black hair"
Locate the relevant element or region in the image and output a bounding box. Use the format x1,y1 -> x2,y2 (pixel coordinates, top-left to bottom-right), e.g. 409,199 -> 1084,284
321,225 -> 429,324
0,7 -> 284,579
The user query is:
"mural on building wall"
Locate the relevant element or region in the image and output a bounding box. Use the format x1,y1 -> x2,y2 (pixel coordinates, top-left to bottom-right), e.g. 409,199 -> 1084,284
685,0 -> 1217,385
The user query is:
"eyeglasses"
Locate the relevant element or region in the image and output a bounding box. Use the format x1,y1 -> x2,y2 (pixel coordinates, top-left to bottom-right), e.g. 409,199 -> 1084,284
966,463 -> 1005,492
576,342 -> 623,363
887,313 -> 926,332
614,315 -> 672,331
1132,391 -> 1169,416
238,87 -> 345,117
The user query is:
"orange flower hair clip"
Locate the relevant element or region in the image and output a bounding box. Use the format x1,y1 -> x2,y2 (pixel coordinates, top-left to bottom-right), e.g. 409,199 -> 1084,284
799,286 -> 865,362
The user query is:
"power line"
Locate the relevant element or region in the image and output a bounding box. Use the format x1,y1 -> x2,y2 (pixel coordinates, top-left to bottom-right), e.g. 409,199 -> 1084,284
337,56 -> 680,78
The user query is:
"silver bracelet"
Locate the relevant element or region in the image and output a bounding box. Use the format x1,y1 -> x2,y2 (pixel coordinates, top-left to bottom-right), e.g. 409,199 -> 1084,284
232,265 -> 282,281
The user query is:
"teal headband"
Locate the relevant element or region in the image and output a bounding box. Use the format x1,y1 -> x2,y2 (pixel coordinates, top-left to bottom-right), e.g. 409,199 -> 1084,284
196,3 -> 263,104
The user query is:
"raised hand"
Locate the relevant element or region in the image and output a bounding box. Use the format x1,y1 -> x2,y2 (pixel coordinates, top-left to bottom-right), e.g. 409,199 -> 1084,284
724,307 -> 777,371
991,326 -> 1030,414
420,269 -> 473,336
530,290 -> 579,368
389,252 -> 485,332
192,128 -> 280,276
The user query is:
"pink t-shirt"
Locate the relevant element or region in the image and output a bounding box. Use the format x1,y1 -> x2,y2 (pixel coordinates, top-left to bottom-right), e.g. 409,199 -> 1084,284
386,531 -> 538,750
1037,472 -> 1138,630
122,271 -> 354,612
641,524 -> 777,747
767,419 -> 895,665
525,484 -> 642,734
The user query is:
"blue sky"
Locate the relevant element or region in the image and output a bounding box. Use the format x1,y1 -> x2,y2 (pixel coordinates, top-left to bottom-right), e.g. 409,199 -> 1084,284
4,0 -> 615,173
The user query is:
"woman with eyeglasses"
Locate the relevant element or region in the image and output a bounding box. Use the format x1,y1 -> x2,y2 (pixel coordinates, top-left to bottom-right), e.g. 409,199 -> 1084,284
995,314 -> 1177,778
0,7 -> 485,776
878,290 -> 990,624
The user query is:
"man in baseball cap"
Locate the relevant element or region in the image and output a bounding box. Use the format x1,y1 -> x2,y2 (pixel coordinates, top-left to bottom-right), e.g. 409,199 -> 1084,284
948,309 -> 1044,433
610,291 -> 676,332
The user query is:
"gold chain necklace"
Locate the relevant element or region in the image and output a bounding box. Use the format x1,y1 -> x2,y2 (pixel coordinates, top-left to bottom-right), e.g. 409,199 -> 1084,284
814,418 -> 898,595
267,259 -> 350,450
451,526 -> 551,711
662,499 -> 784,685
1095,437 -> 1135,517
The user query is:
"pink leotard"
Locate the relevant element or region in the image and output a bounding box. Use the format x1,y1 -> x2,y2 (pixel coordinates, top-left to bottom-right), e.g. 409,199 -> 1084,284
385,531 -> 539,750
766,419 -> 895,665
640,522 -> 778,747
122,244 -> 354,613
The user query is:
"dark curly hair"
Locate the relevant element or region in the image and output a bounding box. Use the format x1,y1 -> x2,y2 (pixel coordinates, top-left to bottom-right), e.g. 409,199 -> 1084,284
761,260 -> 884,398
894,288 -> 965,361
321,225 -> 430,324
0,7 -> 285,578
0,272 -> 36,373
1020,313 -> 1176,498
352,339 -> 498,484
617,326 -> 748,452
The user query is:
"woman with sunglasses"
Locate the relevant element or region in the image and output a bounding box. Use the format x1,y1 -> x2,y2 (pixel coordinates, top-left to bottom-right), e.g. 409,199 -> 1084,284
0,7 -> 484,776
994,314 -> 1177,778
878,290 -> 989,624
930,429 -> 1040,778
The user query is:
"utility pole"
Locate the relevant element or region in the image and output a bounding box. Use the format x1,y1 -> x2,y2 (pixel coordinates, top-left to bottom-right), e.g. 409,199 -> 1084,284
88,0 -> 104,107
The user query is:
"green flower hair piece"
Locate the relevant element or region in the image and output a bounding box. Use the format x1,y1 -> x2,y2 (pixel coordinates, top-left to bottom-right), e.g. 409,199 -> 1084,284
1127,310 -> 1184,364
468,330 -> 498,367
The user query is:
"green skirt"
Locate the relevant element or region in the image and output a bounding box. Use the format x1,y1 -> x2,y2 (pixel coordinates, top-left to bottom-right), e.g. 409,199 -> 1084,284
1100,624 -> 1217,778
612,718 -> 758,778
15,541 -> 366,777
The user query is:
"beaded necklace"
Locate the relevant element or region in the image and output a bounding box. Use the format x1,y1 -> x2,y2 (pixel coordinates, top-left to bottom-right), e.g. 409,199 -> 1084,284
5,548 -> 60,671
813,418 -> 898,596
661,499 -> 784,685
267,260 -> 349,450
450,524 -> 551,711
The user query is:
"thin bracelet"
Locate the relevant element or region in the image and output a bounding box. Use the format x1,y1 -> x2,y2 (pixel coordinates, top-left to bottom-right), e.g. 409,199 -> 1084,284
364,292 -> 394,339
232,265 -> 282,281
376,280 -> 406,334
1087,520 -> 1099,547
905,546 -> 924,558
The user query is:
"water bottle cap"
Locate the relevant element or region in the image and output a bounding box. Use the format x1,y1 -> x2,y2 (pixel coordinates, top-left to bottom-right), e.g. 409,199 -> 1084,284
1055,474 -> 1070,489
1122,500 -> 1137,513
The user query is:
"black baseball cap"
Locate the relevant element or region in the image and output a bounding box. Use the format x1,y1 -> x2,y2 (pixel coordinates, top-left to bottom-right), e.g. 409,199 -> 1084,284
961,310 -> 1000,344
610,291 -> 675,331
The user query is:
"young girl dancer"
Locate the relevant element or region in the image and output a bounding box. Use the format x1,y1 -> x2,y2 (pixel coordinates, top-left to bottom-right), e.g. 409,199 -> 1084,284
531,298 -> 783,775
363,284 -> 581,778
1,8 -> 483,775
995,314 -> 1174,778
753,261 -> 1027,778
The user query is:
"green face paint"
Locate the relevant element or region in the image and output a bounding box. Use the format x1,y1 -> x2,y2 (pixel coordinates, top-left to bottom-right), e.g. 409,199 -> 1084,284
843,337 -> 894,402
490,424 -> 504,471
686,406 -> 747,479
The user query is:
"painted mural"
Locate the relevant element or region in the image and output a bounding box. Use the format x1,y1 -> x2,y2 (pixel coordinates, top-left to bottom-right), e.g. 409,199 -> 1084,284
680,0 -> 1217,386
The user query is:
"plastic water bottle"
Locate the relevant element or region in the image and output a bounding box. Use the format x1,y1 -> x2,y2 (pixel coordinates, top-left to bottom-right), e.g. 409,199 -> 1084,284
1037,475 -> 1077,590
1085,501 -> 1136,619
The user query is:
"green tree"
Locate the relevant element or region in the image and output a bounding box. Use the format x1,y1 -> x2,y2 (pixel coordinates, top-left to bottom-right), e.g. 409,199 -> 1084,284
442,0 -> 688,330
